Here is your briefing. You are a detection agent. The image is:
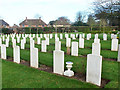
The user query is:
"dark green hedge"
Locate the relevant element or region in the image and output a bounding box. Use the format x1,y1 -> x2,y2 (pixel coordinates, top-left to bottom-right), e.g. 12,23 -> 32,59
1,28 -> 13,34
1,26 -> 119,34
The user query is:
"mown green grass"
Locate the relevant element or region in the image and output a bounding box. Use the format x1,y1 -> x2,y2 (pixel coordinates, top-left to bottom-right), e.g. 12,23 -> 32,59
2,59 -> 98,88
1,33 -> 119,88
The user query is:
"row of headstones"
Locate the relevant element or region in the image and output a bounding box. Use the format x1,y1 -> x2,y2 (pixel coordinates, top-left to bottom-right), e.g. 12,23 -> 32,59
0,33 -> 118,44
0,33 -> 119,55
1,39 -> 120,87
0,33 -> 119,57
0,33 -> 118,41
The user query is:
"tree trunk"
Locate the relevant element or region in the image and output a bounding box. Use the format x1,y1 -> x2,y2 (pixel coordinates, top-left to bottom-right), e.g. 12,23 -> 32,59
91,27 -> 92,31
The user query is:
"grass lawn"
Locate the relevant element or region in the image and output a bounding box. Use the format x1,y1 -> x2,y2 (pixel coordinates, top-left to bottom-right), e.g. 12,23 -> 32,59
1,33 -> 119,88
2,59 -> 98,88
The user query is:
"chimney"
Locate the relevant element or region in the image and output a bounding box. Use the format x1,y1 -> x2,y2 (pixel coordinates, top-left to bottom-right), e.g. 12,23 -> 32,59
39,17 -> 41,22
39,17 -> 41,20
26,17 -> 27,22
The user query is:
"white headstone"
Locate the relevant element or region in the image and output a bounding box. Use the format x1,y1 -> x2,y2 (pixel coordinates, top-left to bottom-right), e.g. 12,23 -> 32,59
89,33 -> 91,38
87,34 -> 90,40
41,40 -> 47,52
33,34 -> 35,38
55,41 -> 61,51
1,44 -> 6,59
37,37 -> 41,44
55,37 -> 59,41
94,39 -> 100,43
92,43 -> 101,56
79,37 -> 84,48
19,34 -> 21,38
22,34 -> 24,38
70,34 -> 73,38
50,34 -> 53,39
21,39 -> 25,49
30,47 -> 38,68
13,46 -> 20,64
46,37 -> 49,45
30,37 -> 33,41
47,34 -> 49,38
5,39 -> 9,47
30,39 -> 35,61
103,34 -> 107,40
76,33 -> 78,38
2,36 -> 5,41
55,34 -> 58,39
113,35 -> 117,39
111,39 -> 118,51
66,38 -> 71,47
82,33 -> 85,38
118,44 -> 120,62
44,34 -> 47,38
25,34 -> 28,38
23,37 -> 26,43
95,34 -> 98,39
111,34 -> 114,39
40,34 -> 43,38
71,42 -> 78,56
60,34 -> 63,39
36,34 -> 39,38
17,37 -> 20,43
12,39 -> 16,48
0,38 -> 2,46
79,34 -> 82,39
72,34 -> 76,40
65,34 -> 68,39
53,50 -> 64,75
30,40 -> 35,66
29,34 -> 31,38
86,54 -> 102,86
12,37 -> 14,42
30,40 -> 34,50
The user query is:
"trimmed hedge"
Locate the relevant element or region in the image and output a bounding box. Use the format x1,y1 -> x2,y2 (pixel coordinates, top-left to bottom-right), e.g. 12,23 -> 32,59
1,26 -> 119,34
1,28 -> 13,34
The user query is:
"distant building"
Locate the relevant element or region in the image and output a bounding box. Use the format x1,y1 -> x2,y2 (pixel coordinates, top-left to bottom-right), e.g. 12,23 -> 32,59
52,18 -> 71,28
0,19 -> 10,28
19,17 -> 47,28
12,24 -> 19,33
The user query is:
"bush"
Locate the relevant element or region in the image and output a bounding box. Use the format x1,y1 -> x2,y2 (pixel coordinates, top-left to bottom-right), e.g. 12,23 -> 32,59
2,28 -> 13,34
24,27 -> 30,34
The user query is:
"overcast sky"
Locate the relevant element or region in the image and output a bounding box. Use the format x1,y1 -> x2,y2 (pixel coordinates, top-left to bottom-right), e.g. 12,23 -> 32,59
0,0 -> 95,26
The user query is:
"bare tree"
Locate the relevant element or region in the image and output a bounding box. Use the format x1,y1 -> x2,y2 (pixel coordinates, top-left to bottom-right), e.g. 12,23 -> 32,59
57,16 -> 70,23
93,0 -> 120,28
87,14 -> 96,31
76,11 -> 86,22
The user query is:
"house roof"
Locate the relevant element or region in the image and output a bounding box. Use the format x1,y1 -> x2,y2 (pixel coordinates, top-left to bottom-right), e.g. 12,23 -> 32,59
19,17 -> 47,26
53,18 -> 71,25
0,19 -> 9,26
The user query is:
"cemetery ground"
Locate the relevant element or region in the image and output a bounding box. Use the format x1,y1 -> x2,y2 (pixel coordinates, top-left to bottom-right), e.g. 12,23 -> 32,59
1,33 -> 119,88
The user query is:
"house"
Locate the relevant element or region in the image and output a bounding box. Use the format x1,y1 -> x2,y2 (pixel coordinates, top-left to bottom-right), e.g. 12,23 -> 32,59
19,17 -> 47,28
52,18 -> 71,28
0,19 -> 10,28
12,24 -> 19,33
